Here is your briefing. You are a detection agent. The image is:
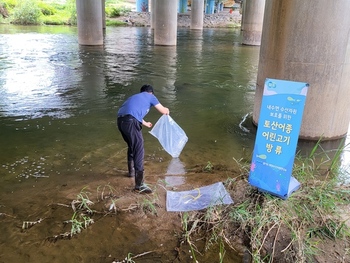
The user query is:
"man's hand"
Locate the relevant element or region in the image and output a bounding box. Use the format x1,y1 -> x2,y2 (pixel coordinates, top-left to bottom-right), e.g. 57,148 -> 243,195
142,120 -> 152,128
163,107 -> 170,115
155,104 -> 170,115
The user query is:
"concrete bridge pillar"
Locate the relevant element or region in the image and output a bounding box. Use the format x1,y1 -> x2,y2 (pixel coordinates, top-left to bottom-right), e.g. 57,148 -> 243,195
253,0 -> 350,140
241,0 -> 247,31
191,0 -> 204,30
102,0 -> 106,30
178,0 -> 187,13
242,0 -> 265,45
154,0 -> 178,46
76,0 -> 103,45
136,0 -> 149,12
205,0 -> 215,14
151,0 -> 156,29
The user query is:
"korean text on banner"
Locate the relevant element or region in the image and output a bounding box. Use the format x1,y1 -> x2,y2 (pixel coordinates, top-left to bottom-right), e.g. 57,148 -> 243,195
248,78 -> 309,199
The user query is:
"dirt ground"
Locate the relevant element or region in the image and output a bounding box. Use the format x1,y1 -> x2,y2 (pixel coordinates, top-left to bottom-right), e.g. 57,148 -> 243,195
0,157 -> 245,262
1,152 -> 350,262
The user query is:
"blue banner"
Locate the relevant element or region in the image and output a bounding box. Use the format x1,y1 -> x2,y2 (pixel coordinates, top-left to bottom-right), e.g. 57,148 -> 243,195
249,78 -> 309,199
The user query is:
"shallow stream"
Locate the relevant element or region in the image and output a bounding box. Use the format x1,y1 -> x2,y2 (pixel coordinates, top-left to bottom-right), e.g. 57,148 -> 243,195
0,24 -> 349,262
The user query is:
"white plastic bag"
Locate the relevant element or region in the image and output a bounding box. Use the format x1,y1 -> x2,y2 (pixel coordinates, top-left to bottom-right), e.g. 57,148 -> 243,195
149,115 -> 188,158
166,182 -> 234,212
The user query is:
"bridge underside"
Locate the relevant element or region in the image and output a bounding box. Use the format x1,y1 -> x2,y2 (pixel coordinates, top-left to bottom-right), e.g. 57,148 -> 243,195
76,0 -> 350,140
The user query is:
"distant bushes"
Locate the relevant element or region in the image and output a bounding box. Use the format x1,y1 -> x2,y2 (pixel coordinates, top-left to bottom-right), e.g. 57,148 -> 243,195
0,0 -> 132,26
105,6 -> 131,18
0,0 -> 76,25
11,0 -> 41,25
37,1 -> 56,16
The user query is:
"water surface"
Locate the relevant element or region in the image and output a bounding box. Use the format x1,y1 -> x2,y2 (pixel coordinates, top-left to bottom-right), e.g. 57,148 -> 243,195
0,24 -> 260,262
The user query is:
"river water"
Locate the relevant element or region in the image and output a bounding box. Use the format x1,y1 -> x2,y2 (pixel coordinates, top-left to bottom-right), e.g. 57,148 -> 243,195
0,25 -> 259,182
0,25 -> 349,262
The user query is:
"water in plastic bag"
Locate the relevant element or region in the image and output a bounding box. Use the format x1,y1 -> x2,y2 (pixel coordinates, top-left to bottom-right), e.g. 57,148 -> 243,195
149,115 -> 188,158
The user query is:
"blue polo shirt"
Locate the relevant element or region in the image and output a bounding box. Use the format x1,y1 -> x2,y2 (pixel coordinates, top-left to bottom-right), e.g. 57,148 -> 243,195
118,92 -> 160,123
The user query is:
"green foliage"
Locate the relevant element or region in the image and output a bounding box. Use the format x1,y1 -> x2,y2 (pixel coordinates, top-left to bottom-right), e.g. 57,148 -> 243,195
1,0 -> 132,26
105,5 -> 130,18
180,143 -> 350,262
40,13 -> 68,25
141,198 -> 158,215
38,0 -> 75,25
1,0 -> 17,10
204,161 -> 213,172
106,19 -> 126,27
37,1 -> 56,15
64,0 -> 76,25
68,187 -> 95,236
11,0 -> 41,25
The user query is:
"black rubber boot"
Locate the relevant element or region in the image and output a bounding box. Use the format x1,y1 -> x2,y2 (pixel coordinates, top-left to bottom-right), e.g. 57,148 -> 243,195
134,170 -> 152,194
127,161 -> 135,177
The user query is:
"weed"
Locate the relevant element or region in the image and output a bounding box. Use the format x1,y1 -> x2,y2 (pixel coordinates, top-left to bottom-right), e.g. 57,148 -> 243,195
180,212 -> 199,262
106,19 -> 127,26
112,251 -> 154,263
141,198 -> 158,215
66,211 -> 94,236
219,239 -> 226,263
71,187 -> 94,213
69,212 -> 84,236
97,183 -> 117,201
179,142 -> 350,262
204,161 -> 213,172
11,0 -> 41,25
66,187 -> 95,236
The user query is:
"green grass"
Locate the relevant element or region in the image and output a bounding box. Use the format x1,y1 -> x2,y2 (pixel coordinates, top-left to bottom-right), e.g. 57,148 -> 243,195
179,141 -> 350,262
0,0 -> 131,26
106,19 -> 127,26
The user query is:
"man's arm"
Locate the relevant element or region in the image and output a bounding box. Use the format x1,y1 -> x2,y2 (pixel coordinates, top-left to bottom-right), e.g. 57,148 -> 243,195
154,103 -> 170,115
142,119 -> 152,128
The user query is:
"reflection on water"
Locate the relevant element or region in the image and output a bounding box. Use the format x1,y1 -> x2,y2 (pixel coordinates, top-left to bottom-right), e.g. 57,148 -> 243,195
165,176 -> 186,187
0,33 -> 81,119
165,158 -> 186,175
0,25 -> 260,179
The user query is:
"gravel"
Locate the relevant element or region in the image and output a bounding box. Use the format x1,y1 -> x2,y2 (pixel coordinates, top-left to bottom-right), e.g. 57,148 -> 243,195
115,10 -> 242,28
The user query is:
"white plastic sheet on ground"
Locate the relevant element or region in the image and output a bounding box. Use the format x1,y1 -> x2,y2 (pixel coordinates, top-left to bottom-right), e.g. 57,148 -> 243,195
149,115 -> 188,158
166,182 -> 234,212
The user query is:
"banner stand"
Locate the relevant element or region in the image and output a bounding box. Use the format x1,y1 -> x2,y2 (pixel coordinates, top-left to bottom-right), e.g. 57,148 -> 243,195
249,78 -> 309,200
257,176 -> 300,200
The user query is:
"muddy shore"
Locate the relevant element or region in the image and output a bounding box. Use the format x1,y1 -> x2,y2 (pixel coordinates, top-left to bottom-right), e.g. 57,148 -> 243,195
113,9 -> 242,28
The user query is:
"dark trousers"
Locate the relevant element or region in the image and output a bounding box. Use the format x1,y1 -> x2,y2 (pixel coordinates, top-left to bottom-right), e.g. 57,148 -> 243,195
117,115 -> 144,172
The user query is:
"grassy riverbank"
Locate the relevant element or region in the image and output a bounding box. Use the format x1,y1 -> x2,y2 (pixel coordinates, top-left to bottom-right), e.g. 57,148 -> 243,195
193,142 -> 350,262
0,0 -> 241,28
0,0 -> 132,25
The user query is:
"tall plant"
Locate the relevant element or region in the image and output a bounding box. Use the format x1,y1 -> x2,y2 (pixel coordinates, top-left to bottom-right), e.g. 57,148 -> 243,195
11,0 -> 41,24
65,0 -> 76,25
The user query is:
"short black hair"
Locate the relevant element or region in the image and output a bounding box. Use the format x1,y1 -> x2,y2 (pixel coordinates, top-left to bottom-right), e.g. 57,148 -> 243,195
140,84 -> 154,94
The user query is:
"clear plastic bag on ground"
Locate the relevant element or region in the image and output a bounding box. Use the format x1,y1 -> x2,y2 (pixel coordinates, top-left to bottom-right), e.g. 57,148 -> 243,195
166,182 -> 234,212
149,115 -> 188,158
